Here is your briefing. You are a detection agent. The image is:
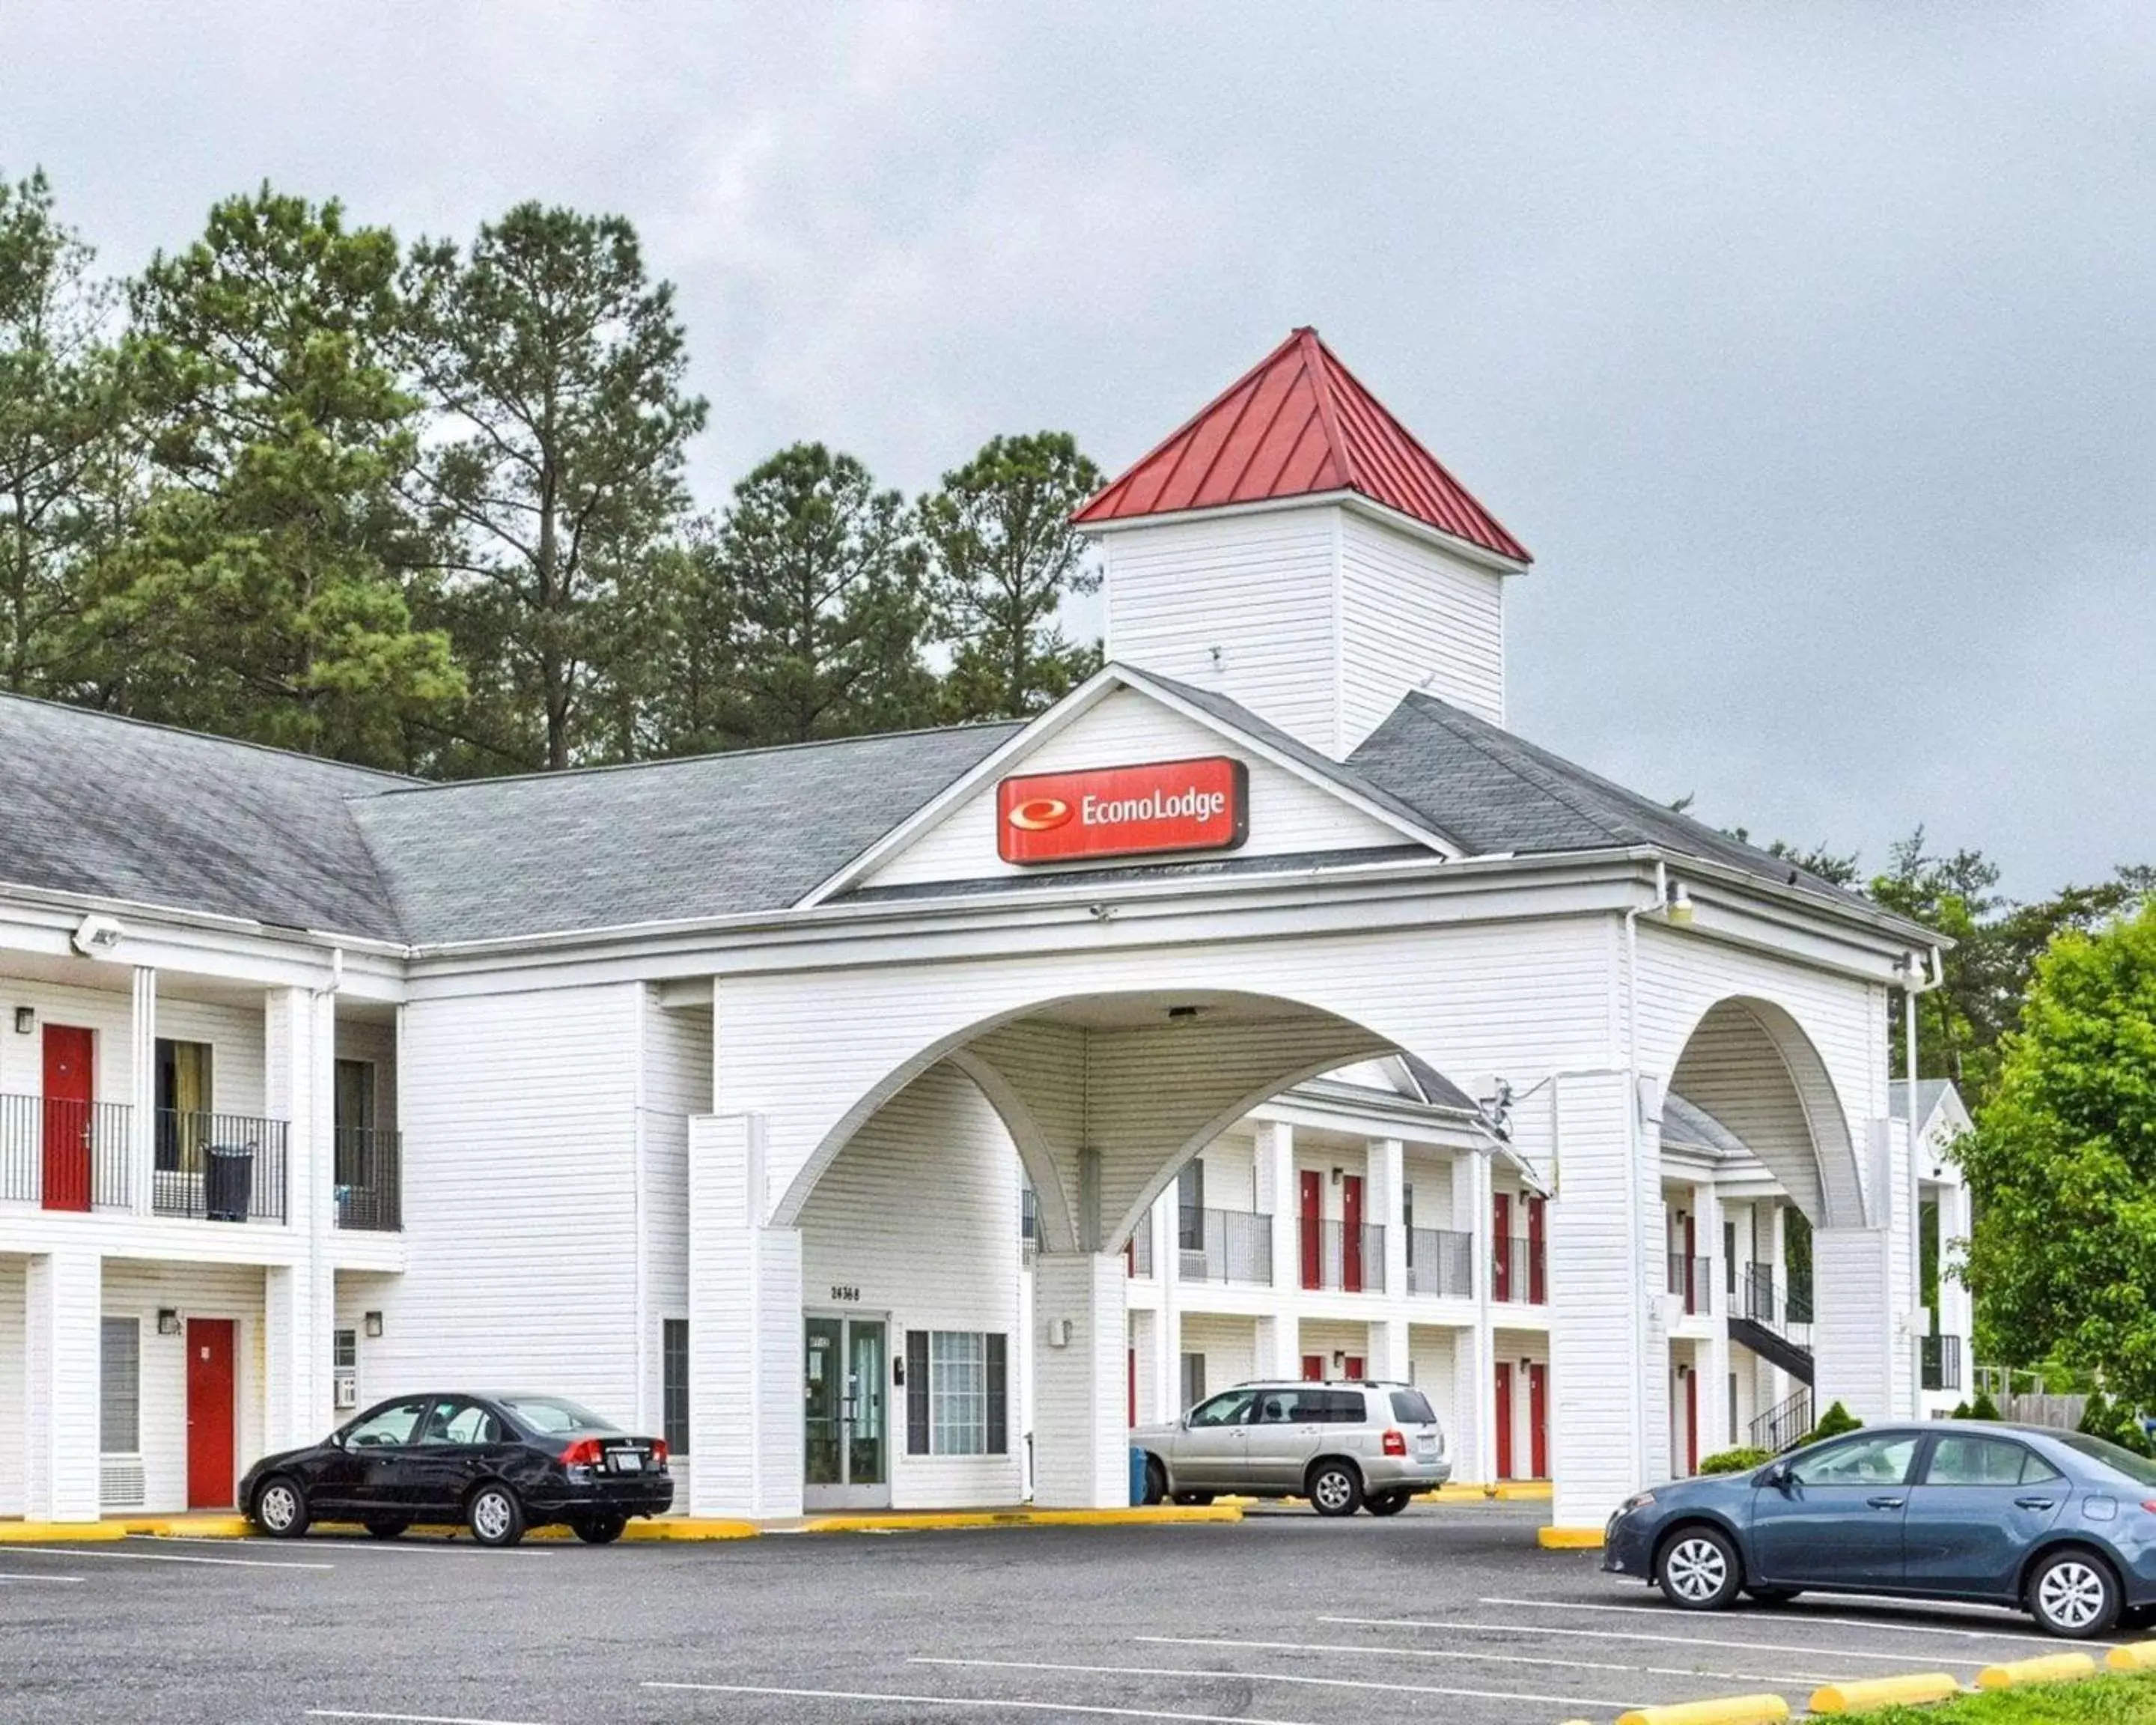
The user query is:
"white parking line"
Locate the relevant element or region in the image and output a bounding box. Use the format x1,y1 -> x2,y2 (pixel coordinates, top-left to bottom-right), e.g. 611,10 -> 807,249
156,1535 -> 555,1560
1139,1635 -> 1840,1687
307,1712 -> 552,1725
4,1545 -> 333,1570
1482,1595 -> 2103,1644
1321,1615 -> 1994,1667
0,1572 -> 84,1583
645,1681 -> 1322,1724
913,1655 -> 1632,1712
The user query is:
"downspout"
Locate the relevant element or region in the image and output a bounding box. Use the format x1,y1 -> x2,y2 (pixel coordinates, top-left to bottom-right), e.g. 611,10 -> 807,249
1618,860 -> 1667,1491
1902,946 -> 1943,1411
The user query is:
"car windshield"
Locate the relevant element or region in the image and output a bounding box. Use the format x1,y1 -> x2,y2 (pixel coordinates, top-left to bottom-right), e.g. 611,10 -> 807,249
2054,1432 -> 2156,1488
495,1396 -> 620,1438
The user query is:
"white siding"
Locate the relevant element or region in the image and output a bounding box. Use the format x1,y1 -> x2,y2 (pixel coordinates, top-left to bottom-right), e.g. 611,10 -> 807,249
1407,1325 -> 1461,1449
379,984 -> 641,1422
1339,511 -> 1506,742
1103,508 -> 1341,754
863,686 -> 1411,892
0,1255 -> 21,1515
799,1062 -> 1023,1508
643,997 -> 708,1439
1179,1313 -> 1257,1390
102,1260 -> 267,1513
159,997 -> 269,1118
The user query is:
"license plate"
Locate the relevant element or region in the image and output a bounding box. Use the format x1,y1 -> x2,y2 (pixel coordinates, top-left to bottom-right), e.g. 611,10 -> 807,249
606,1451 -> 644,1473
1413,1438 -> 1438,1458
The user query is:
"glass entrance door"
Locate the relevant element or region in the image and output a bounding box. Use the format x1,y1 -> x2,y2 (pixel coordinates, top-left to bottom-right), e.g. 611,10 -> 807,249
804,1314 -> 890,1509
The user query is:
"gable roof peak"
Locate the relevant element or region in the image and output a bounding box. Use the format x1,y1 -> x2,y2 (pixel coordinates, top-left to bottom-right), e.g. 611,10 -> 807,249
1073,326 -> 1530,564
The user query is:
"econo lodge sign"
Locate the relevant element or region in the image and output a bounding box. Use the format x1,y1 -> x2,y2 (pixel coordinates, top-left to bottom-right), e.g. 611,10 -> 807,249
997,756 -> 1249,865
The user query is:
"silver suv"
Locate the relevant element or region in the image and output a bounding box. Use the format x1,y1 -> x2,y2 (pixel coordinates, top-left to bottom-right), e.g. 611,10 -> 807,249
1132,1380 -> 1450,1516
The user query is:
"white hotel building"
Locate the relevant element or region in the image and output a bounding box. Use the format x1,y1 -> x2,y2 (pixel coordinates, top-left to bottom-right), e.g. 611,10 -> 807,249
0,329 -> 1970,1538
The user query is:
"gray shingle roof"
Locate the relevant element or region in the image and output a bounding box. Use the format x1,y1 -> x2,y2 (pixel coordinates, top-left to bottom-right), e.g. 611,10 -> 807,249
0,693 -> 411,939
1662,1093 -> 1752,1159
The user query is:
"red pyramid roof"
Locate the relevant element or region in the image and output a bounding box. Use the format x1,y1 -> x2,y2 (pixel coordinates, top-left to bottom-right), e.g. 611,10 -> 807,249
1073,327 -> 1529,564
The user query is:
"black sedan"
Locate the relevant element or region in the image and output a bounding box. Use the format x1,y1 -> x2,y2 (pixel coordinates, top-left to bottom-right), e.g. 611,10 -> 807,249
1604,1421 -> 2156,1637
240,1393 -> 673,1547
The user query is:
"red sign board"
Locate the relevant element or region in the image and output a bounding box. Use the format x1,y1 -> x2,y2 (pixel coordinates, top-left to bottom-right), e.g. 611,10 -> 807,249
997,756 -> 1249,865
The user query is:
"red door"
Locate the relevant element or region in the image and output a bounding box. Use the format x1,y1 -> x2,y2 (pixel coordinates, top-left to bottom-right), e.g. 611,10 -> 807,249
1526,1194 -> 1547,1305
1301,1354 -> 1324,1382
1343,1354 -> 1365,1381
1491,1193 -> 1511,1303
1528,1362 -> 1549,1478
1299,1170 -> 1322,1290
1342,1174 -> 1364,1293
41,1024 -> 94,1211
1494,1363 -> 1514,1479
186,1318 -> 237,1509
1681,1213 -> 1697,1314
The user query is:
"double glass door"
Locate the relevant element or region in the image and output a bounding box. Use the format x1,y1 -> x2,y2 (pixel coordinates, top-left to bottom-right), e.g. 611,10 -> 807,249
804,1315 -> 889,1509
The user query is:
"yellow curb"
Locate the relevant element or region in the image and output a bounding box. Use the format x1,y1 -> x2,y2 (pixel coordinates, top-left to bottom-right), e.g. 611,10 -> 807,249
1976,1652 -> 2098,1690
1538,1525 -> 1604,1549
119,1515 -> 253,1539
1809,1673 -> 1963,1714
1427,1484 -> 1497,1503
0,1521 -> 130,1543
1616,1694 -> 1788,1725
2107,1643 -> 2156,1673
803,1505 -> 1240,1533
1493,1481 -> 1553,1501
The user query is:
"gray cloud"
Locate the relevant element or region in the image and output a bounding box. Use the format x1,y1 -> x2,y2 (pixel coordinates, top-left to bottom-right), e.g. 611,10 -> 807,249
7,1 -> 2150,892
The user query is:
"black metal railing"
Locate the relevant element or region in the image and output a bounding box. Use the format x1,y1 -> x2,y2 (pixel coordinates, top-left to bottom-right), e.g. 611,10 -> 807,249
1750,1387 -> 1815,1453
1178,1208 -> 1273,1286
1020,1187 -> 1039,1265
1492,1235 -> 1547,1305
1124,1221 -> 1154,1278
1667,1253 -> 1713,1315
1407,1226 -> 1474,1298
1300,1218 -> 1385,1293
151,1110 -> 287,1223
0,1094 -> 132,1211
333,1126 -> 401,1231
1739,1266 -> 1813,1348
1921,1332 -> 1963,1393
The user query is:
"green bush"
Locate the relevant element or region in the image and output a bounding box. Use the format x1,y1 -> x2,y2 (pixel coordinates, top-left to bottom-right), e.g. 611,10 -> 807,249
1949,1401 -> 1973,1419
1967,1390 -> 2002,1421
1696,1446 -> 1771,1476
1801,1400 -> 1863,1444
2080,1390 -> 2155,1457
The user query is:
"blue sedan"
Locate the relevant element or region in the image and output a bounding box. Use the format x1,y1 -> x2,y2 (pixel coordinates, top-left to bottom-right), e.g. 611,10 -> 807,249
1603,1422 -> 2156,1637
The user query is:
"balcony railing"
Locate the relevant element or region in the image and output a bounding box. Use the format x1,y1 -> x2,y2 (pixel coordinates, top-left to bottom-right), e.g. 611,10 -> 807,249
1738,1266 -> 1813,1348
1667,1253 -> 1713,1315
1178,1208 -> 1273,1286
1491,1235 -> 1547,1305
1300,1219 -> 1385,1293
1406,1226 -> 1473,1299
152,1110 -> 287,1223
334,1126 -> 401,1232
0,1094 -> 132,1211
1750,1387 -> 1815,1453
1125,1220 -> 1154,1278
1921,1332 -> 1963,1393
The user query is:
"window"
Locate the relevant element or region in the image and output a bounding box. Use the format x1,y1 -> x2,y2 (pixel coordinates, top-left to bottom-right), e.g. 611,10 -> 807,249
2055,1432 -> 2156,1488
333,1328 -> 357,1374
904,1331 -> 1008,1456
1179,1351 -> 1207,1414
495,1395 -> 619,1437
153,1038 -> 212,1171
1178,1160 -> 1205,1251
1187,1388 -> 1256,1429
1788,1435 -> 1919,1488
100,1318 -> 140,1453
418,1399 -> 503,1446
345,1399 -> 426,1448
663,1318 -> 690,1455
1925,1436 -> 2041,1487
1403,1184 -> 1415,1244
1391,1389 -> 1437,1426
334,1059 -> 376,1186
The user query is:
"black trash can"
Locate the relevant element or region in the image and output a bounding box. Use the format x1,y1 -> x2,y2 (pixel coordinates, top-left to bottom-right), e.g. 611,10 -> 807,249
204,1144 -> 253,1222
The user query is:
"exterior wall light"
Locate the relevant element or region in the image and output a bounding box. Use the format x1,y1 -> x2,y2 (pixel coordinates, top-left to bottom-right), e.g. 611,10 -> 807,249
12,1006 -> 31,1034
1665,883 -> 1695,925
156,1309 -> 181,1336
363,1311 -> 384,1338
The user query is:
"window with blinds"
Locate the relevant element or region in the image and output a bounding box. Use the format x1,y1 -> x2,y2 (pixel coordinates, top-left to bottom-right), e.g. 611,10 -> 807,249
100,1317 -> 140,1454
904,1330 -> 1007,1456
663,1318 -> 690,1455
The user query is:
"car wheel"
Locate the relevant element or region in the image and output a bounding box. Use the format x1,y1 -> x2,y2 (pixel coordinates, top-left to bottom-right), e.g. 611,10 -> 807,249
2029,1548 -> 2121,1638
1308,1460 -> 1365,1518
363,1519 -> 409,1540
1140,1458 -> 1167,1506
466,1483 -> 526,1548
252,1476 -> 309,1539
1365,1490 -> 1413,1517
1745,1586 -> 1802,1605
1657,1525 -> 1743,1611
573,1515 -> 627,1545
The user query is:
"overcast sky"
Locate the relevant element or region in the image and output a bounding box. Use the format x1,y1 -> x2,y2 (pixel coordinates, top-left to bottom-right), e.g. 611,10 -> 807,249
7,3 -> 2151,895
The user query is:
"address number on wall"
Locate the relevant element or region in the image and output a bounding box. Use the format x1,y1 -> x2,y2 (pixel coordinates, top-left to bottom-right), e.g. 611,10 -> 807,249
829,1285 -> 862,1303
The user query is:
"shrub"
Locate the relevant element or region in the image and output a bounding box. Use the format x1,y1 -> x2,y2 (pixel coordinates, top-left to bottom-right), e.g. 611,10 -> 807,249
1967,1390 -> 2002,1421
2080,1390 -> 2155,1457
1803,1400 -> 1863,1443
1697,1446 -> 1771,1476
1949,1401 -> 1973,1419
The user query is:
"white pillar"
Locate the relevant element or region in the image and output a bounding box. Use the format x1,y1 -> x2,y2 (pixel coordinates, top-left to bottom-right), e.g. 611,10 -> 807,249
1813,1224 -> 1896,1426
1456,1148 -> 1495,1485
1032,1252 -> 1128,1509
1694,1179 -> 1732,1457
687,1112 -> 803,1520
1365,1137 -> 1410,1381
1256,1119 -> 1295,1299
264,987 -> 334,1453
26,1246 -> 101,1521
128,967 -> 156,1215
1151,1190 -> 1181,1417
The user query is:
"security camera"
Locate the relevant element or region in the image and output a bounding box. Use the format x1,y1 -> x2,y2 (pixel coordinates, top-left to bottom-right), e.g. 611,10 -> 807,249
70,914 -> 125,959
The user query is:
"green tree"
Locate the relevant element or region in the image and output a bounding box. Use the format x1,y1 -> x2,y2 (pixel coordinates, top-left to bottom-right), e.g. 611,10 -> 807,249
919,431 -> 1103,720
0,168 -> 129,695
82,188 -> 458,764
403,204 -> 705,771
632,523 -> 737,759
705,442 -> 934,746
1957,901 -> 2156,1405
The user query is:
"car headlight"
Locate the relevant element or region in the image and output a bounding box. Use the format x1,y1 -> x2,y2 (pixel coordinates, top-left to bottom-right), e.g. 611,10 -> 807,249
1619,1491 -> 1656,1514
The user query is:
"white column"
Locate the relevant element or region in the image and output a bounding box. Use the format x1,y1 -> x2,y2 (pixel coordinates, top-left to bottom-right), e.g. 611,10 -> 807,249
687,1111 -> 803,1520
1032,1252 -> 1128,1509
1151,1190 -> 1181,1417
1365,1137 -> 1410,1381
26,1246 -> 101,1521
263,987 -> 334,1455
1252,1119 -> 1300,1379
1694,1179 -> 1732,1457
128,968 -> 156,1215
1813,1225 -> 1896,1425
1456,1148 -> 1494,1485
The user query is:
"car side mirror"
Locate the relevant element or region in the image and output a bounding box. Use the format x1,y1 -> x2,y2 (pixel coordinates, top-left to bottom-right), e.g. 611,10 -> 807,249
1760,1462 -> 1790,1489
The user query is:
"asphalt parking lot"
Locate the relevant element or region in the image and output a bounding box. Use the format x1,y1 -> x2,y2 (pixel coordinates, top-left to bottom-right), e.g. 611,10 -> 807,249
0,1502 -> 2127,1724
